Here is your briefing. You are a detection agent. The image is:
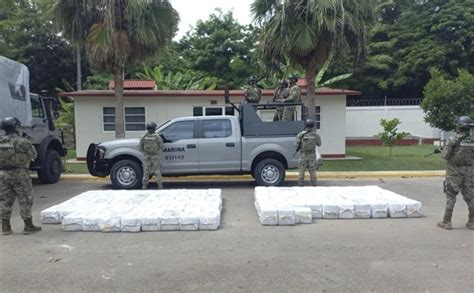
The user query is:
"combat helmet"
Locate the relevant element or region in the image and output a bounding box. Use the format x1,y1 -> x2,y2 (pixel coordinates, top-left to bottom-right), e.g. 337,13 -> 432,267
288,74 -> 298,82
146,121 -> 157,133
1,117 -> 20,134
249,76 -> 259,84
455,116 -> 473,130
305,119 -> 315,129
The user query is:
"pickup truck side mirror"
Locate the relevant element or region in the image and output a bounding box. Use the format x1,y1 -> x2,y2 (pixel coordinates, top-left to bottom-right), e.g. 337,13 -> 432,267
160,134 -> 172,143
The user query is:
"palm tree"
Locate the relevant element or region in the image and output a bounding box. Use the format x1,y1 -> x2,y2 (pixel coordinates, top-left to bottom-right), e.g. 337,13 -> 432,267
251,0 -> 377,119
53,0 -> 92,91
54,0 -> 179,138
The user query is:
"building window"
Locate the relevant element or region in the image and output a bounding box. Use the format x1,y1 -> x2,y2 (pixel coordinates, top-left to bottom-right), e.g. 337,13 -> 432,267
315,106 -> 321,129
193,106 -> 235,117
102,107 -> 146,132
202,119 -> 232,138
103,107 -> 115,131
124,107 -> 146,131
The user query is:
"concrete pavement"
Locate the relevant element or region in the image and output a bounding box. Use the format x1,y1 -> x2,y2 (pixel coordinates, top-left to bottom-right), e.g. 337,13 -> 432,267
1,177 -> 473,292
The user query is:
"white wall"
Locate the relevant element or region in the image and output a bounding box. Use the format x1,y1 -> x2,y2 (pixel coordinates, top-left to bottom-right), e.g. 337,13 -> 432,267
346,106 -> 442,139
74,94 -> 347,158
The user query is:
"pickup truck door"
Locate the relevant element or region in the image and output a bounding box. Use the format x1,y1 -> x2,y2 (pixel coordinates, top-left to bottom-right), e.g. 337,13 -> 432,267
197,118 -> 240,172
158,120 -> 198,174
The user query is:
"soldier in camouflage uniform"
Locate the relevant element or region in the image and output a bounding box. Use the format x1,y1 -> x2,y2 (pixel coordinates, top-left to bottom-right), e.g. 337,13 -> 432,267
272,80 -> 289,121
282,75 -> 301,121
437,116 -> 474,230
244,76 -> 262,104
295,119 -> 322,186
1,117 -> 41,235
140,121 -> 163,189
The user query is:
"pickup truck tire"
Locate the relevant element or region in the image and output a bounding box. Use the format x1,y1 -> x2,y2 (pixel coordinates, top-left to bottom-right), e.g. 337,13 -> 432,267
253,158 -> 285,186
37,150 -> 61,184
110,159 -> 142,189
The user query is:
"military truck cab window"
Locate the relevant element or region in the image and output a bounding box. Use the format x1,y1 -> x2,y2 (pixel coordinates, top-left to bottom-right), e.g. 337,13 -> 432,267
202,119 -> 232,138
160,121 -> 194,142
30,95 -> 44,118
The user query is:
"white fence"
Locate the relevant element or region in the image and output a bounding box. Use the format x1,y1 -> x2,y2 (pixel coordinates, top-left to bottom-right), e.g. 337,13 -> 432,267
346,106 -> 446,139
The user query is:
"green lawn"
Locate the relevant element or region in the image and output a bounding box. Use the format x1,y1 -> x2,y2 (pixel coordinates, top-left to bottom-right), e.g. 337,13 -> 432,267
319,145 -> 445,172
62,145 -> 445,175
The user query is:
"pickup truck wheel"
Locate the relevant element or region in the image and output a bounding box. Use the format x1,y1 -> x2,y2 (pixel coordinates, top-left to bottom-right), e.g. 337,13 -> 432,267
253,158 -> 285,186
37,150 -> 61,184
110,159 -> 142,189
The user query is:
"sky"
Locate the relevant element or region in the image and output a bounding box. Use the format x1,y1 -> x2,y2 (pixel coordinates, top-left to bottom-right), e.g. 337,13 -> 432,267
171,0 -> 254,39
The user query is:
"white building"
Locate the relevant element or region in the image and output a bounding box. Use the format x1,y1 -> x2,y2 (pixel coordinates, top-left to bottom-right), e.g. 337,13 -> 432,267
61,81 -> 360,160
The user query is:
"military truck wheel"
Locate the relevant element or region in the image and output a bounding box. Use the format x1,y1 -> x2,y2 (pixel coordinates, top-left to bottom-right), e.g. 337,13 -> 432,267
37,150 -> 61,184
110,159 -> 142,189
253,158 -> 285,186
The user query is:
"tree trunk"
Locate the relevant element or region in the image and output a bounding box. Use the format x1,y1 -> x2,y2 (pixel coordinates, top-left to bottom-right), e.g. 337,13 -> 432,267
114,68 -> 125,138
76,46 -> 82,91
305,69 -> 317,120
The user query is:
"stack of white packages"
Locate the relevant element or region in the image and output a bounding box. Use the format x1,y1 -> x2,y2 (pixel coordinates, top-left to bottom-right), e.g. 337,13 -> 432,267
254,186 -> 422,226
41,189 -> 222,232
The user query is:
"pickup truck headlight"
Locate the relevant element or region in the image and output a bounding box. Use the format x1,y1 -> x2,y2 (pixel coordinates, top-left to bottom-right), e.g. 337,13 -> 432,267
97,146 -> 106,160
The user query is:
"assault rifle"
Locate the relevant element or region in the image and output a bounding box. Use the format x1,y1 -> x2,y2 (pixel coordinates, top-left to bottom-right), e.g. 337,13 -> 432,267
424,148 -> 441,158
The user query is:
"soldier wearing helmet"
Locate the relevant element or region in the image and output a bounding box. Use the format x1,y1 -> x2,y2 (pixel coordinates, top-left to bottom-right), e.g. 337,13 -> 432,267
139,121 -> 163,189
272,79 -> 289,121
437,116 -> 474,230
295,119 -> 322,186
1,117 -> 41,235
244,76 -> 262,104
282,74 -> 301,121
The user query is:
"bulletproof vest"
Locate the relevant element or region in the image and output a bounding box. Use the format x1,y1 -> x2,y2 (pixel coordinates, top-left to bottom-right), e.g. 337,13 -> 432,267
0,135 -> 29,169
451,133 -> 474,166
142,134 -> 161,154
301,131 -> 318,155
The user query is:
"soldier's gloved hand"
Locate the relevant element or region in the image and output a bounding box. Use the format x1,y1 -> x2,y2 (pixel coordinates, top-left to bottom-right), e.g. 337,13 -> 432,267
434,148 -> 441,154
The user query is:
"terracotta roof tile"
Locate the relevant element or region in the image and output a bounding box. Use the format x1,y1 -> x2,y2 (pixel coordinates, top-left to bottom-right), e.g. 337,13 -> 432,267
108,80 -> 156,90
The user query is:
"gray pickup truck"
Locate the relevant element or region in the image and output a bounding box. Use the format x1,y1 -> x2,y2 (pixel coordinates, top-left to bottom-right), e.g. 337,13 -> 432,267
87,103 -> 305,189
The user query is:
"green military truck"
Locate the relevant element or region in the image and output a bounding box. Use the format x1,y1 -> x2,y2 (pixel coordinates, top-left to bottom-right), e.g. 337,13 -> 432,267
0,56 -> 67,183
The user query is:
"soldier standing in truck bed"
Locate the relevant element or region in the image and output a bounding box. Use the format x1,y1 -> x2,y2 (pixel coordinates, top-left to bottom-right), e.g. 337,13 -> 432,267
140,121 -> 163,189
282,74 -> 301,121
1,117 -> 41,235
244,76 -> 262,104
272,79 -> 289,121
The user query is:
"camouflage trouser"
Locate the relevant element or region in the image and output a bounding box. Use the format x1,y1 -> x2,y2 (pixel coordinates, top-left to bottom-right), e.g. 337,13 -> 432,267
298,155 -> 317,186
443,165 -> 474,211
282,106 -> 295,121
142,155 -> 162,189
273,107 -> 284,121
0,169 -> 33,220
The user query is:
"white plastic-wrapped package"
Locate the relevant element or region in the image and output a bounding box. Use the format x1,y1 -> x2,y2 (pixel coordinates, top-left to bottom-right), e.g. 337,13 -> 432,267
199,210 -> 221,230
254,186 -> 422,225
294,207 -> 312,224
403,198 -> 423,217
121,208 -> 142,232
255,200 -> 278,226
161,209 -> 181,231
278,207 -> 296,225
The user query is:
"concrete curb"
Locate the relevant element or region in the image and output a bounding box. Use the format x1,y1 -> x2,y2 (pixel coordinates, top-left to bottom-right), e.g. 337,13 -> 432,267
41,170 -> 445,182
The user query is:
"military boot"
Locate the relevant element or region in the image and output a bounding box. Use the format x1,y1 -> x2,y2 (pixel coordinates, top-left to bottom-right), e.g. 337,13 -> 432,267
2,219 -> 12,235
23,218 -> 41,235
437,208 -> 453,230
466,208 -> 474,230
